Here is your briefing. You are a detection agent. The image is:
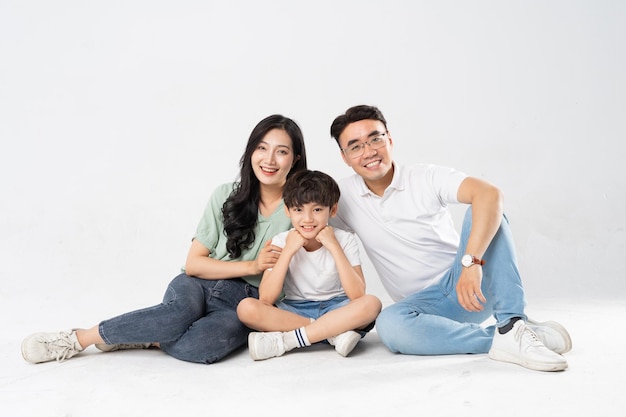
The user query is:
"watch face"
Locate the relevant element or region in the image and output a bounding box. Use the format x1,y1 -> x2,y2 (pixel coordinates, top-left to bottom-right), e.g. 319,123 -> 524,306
462,254 -> 472,267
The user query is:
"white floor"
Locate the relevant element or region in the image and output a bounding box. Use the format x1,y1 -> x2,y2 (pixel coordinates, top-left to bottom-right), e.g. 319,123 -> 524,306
2,298 -> 624,417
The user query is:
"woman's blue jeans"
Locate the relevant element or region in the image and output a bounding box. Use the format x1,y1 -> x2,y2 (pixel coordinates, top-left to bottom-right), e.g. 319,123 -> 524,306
98,274 -> 259,364
375,207 -> 527,355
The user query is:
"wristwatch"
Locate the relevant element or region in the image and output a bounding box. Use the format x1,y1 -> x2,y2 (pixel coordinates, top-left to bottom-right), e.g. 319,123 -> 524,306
461,254 -> 485,268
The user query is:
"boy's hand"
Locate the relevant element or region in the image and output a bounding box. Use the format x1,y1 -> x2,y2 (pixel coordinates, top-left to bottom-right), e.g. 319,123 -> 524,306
284,229 -> 307,254
315,225 -> 339,249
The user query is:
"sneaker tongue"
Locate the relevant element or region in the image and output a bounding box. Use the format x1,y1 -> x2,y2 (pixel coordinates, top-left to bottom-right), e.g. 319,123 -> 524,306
520,326 -> 542,346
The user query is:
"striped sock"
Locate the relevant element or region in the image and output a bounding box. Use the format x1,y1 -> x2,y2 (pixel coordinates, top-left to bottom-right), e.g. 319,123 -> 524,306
283,327 -> 311,351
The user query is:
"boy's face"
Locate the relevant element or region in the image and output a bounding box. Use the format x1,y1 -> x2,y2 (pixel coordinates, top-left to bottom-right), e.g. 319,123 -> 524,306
285,202 -> 337,239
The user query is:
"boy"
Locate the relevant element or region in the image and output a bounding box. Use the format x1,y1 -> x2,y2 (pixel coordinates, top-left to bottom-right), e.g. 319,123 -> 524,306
236,169 -> 382,360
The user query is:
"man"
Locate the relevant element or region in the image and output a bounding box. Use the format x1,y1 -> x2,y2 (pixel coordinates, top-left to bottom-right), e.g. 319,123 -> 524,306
328,105 -> 571,372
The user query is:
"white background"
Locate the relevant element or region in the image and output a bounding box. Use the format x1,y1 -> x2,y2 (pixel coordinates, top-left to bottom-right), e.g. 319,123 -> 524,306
1,0 -> 624,318
1,2 -> 625,416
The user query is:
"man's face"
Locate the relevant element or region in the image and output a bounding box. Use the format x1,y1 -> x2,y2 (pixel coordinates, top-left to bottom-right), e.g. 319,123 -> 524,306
338,119 -> 394,185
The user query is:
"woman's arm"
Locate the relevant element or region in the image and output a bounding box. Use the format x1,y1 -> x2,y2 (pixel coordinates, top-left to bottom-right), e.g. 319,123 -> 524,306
184,239 -> 281,280
258,231 -> 302,304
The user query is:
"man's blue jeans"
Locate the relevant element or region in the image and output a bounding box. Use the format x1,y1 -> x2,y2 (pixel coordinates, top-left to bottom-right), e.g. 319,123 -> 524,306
99,274 -> 259,364
375,207 -> 527,355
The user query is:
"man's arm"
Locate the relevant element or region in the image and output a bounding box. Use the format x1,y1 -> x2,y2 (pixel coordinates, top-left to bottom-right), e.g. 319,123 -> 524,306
455,176 -> 504,312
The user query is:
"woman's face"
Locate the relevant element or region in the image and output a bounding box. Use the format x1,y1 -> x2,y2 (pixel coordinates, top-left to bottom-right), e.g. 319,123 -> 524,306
251,128 -> 296,189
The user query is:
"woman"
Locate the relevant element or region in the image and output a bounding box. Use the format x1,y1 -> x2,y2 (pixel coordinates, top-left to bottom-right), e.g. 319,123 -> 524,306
21,114 -> 308,364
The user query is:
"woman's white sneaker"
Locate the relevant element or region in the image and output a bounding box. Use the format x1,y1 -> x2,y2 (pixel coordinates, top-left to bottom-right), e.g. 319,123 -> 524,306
95,342 -> 153,352
21,330 -> 84,364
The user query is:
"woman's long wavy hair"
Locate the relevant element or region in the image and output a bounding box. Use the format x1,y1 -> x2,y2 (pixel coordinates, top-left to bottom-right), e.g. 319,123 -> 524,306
222,115 -> 307,259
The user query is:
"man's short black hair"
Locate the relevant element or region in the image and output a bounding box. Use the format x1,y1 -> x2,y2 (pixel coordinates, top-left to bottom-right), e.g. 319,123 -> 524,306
330,105 -> 388,148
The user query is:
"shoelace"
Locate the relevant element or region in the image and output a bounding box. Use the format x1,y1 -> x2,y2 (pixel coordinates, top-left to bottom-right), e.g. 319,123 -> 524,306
42,332 -> 79,362
515,323 -> 543,347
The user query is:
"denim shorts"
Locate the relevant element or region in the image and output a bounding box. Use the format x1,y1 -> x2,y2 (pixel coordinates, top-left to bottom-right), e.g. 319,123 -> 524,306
275,296 -> 375,335
275,295 -> 351,320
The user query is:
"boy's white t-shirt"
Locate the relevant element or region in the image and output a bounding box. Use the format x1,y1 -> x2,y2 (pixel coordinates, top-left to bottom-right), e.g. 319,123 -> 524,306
271,228 -> 361,301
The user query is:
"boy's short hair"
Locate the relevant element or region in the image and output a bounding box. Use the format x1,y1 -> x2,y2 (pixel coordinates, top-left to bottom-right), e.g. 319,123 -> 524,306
283,170 -> 340,209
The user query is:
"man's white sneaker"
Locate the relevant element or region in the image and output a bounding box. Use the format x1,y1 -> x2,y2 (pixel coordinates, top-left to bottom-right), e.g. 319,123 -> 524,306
248,332 -> 286,361
95,342 -> 153,352
489,320 -> 568,372
21,330 -> 84,364
527,318 -> 572,354
327,330 -> 361,357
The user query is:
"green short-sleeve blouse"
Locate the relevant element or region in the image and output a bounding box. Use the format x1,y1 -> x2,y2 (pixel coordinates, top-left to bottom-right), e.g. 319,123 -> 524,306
192,182 -> 292,287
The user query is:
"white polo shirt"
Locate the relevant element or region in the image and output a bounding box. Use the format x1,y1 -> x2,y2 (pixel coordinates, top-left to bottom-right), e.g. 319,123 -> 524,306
330,163 -> 467,302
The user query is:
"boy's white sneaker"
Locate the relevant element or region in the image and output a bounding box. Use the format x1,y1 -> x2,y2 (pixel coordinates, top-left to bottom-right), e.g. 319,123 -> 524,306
248,332 -> 286,361
489,320 -> 568,372
95,342 -> 153,352
327,330 -> 361,357
21,330 -> 84,364
526,318 -> 572,354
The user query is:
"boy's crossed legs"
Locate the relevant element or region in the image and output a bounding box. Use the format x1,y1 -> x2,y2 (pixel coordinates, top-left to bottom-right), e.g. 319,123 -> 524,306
237,295 -> 381,360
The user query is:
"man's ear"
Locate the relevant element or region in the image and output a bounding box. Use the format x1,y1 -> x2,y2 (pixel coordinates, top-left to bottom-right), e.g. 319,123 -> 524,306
340,149 -> 350,166
284,205 -> 291,218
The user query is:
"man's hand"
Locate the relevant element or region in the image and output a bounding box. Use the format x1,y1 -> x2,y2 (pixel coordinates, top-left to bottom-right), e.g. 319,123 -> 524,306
456,266 -> 487,312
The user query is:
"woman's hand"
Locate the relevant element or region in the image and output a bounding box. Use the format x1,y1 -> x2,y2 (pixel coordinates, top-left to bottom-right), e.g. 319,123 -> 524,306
254,240 -> 282,274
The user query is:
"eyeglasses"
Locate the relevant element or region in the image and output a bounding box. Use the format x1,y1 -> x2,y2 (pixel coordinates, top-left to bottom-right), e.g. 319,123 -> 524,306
342,132 -> 388,159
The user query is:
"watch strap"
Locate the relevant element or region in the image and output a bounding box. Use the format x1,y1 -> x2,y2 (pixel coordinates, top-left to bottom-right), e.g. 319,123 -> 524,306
473,256 -> 485,266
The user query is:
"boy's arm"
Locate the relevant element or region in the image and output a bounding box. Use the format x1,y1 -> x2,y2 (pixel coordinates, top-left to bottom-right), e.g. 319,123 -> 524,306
258,231 -> 305,304
315,227 -> 366,300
